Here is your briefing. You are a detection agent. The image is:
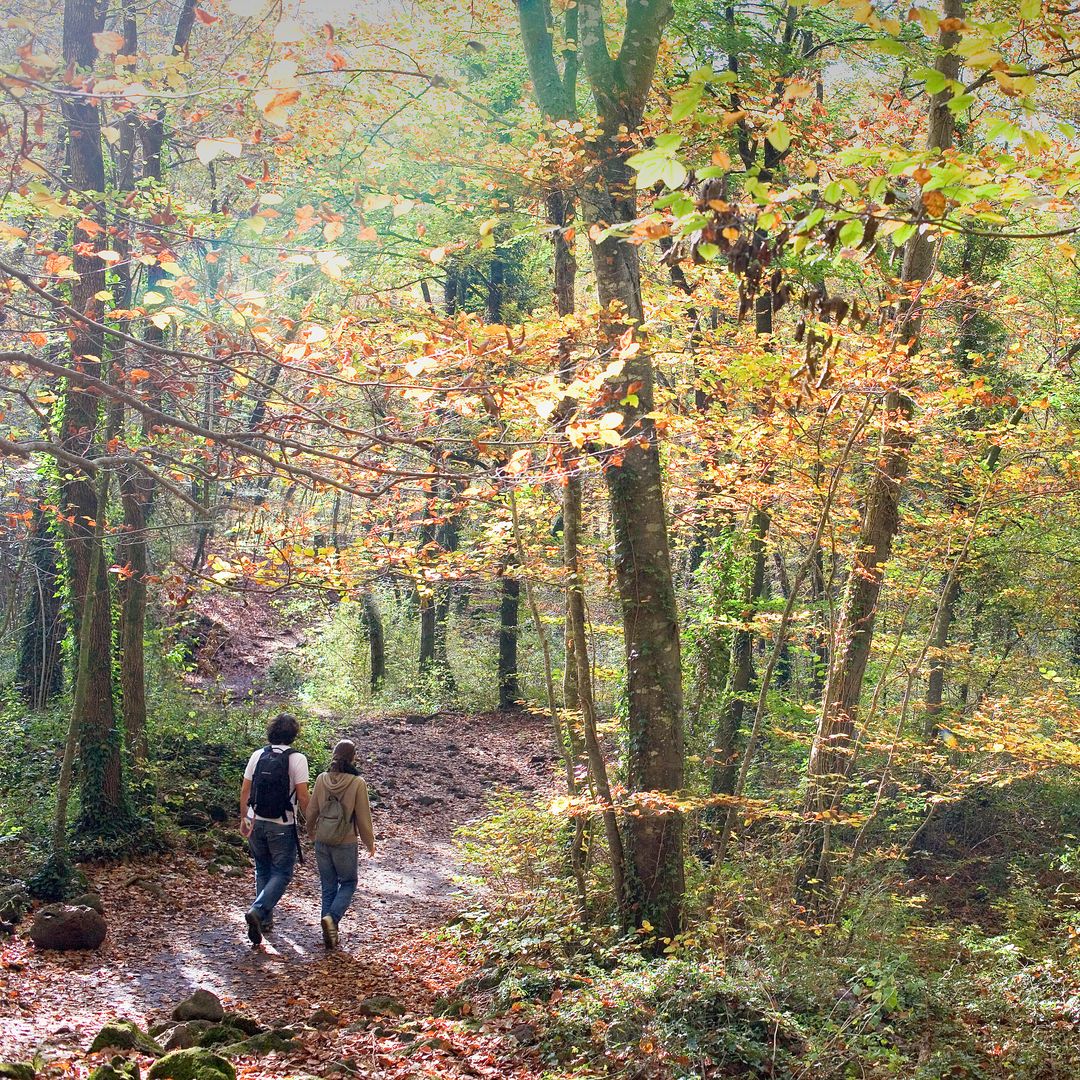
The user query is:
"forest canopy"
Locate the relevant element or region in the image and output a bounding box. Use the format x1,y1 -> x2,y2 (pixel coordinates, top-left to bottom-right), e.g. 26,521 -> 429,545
0,0 -> 1078,1078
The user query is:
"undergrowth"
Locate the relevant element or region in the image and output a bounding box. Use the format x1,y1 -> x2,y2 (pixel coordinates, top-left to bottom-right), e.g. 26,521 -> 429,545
0,651 -> 334,895
453,783 -> 1080,1080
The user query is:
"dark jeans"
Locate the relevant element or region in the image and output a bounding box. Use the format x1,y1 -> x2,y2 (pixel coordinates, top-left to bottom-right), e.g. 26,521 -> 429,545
315,841 -> 358,925
249,819 -> 297,921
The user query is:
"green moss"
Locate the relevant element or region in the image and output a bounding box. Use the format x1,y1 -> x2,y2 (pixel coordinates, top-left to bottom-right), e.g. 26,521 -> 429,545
88,1057 -> 139,1080
217,1030 -> 295,1056
0,1063 -> 36,1080
145,1050 -> 234,1080
89,1021 -> 163,1057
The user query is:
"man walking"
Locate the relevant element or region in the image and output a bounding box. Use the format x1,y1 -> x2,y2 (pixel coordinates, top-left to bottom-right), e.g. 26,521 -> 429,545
239,712 -> 309,944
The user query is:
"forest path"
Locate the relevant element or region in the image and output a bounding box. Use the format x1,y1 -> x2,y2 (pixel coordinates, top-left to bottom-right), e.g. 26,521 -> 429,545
1,710 -> 557,1078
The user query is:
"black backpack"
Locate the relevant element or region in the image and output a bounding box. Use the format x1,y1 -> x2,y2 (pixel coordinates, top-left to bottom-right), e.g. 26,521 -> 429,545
250,746 -> 295,821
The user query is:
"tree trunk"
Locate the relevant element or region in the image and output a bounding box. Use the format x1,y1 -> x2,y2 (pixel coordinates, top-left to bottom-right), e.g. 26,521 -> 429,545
61,0 -> 127,839
800,0 -> 963,888
498,566 -> 520,710
517,0 -> 680,936
923,572 -> 961,738
419,591 -> 436,672
361,590 -> 385,692
564,456 -> 627,906
15,505 -> 65,708
589,164 -> 684,935
712,509 -> 769,797
118,473 -> 150,761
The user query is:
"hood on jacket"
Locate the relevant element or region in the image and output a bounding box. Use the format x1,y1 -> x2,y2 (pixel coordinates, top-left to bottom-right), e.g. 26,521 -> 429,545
323,771 -> 360,791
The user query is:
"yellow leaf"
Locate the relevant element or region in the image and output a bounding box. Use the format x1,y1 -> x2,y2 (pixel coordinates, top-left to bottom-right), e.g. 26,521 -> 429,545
195,136 -> 242,166
93,31 -> 125,55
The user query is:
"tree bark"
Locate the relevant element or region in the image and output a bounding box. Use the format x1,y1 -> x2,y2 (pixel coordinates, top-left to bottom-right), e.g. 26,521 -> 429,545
712,509 -> 769,796
576,0 -> 683,939
61,0 -> 126,837
498,565 -> 520,710
15,504 -> 65,708
923,572 -> 961,738
361,589 -> 385,692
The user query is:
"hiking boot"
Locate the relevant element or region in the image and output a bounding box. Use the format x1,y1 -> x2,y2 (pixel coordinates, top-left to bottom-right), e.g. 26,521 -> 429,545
245,908 -> 263,945
262,918 -> 273,933
320,914 -> 338,950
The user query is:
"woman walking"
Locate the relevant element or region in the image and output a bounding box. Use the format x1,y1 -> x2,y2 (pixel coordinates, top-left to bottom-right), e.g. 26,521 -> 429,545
306,739 -> 375,948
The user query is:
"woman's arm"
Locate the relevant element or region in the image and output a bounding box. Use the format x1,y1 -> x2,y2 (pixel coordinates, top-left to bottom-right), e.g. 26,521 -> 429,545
305,776 -> 322,838
355,778 -> 376,855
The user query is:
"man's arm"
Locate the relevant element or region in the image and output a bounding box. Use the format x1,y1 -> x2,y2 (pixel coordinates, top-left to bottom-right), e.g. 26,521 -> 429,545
294,782 -> 310,816
239,777 -> 252,837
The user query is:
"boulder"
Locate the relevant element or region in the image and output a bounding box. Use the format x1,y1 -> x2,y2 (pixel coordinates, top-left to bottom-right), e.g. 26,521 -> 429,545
89,1057 -> 140,1080
220,1015 -> 263,1037
30,904 -> 106,951
146,1050 -> 234,1080
192,1026 -> 245,1049
358,994 -> 405,1018
89,1021 -> 163,1056
172,991 -> 224,1024
307,1008 -> 338,1029
160,1023 -> 213,1052
217,1030 -> 295,1057
0,1064 -> 35,1080
0,885 -> 31,924
509,1022 -> 537,1045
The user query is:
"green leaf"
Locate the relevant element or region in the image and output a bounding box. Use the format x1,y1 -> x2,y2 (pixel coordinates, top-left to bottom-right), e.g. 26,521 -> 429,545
891,223 -> 915,247
947,93 -> 975,114
917,67 -> 949,95
767,121 -> 791,153
869,38 -> 910,56
1019,0 -> 1040,18
659,158 -> 688,190
671,83 -> 704,123
839,219 -> 865,248
654,132 -> 683,153
696,242 -> 719,260
793,208 -> 824,234
823,181 -> 842,204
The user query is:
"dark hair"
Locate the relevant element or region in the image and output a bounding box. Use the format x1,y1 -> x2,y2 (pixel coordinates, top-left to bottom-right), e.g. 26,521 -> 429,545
267,712 -> 300,745
329,739 -> 357,773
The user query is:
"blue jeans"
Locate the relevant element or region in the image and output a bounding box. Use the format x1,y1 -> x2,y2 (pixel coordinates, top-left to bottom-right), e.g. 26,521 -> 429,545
315,841 -> 358,925
249,819 -> 297,921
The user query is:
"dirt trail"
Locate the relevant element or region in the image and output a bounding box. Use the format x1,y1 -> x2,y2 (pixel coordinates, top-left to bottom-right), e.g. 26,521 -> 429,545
0,710 -> 557,1077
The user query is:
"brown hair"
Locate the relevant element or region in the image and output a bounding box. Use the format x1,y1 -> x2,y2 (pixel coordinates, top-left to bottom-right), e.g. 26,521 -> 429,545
329,738 -> 357,773
267,712 -> 300,744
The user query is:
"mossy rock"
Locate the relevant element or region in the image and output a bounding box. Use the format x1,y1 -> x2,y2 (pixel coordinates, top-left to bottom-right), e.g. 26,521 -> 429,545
159,1022 -> 214,1052
431,996 -> 468,1018
172,990 -> 224,1023
220,1014 -> 263,1037
191,1026 -> 245,1049
90,1021 -> 163,1057
146,1050 -> 234,1080
358,994 -> 405,1018
217,1030 -> 295,1056
89,1057 -> 139,1080
0,1063 -> 35,1080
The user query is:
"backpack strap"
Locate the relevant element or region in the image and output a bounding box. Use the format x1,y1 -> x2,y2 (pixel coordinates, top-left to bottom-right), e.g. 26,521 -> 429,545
280,747 -> 295,822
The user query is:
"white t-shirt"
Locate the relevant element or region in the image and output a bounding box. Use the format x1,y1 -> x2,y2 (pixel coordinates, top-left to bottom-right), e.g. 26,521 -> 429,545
244,744 -> 309,825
